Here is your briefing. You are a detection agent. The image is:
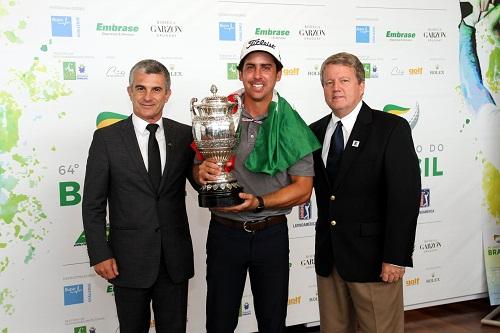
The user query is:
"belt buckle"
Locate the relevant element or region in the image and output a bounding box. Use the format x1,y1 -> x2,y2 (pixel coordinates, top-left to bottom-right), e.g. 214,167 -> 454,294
243,221 -> 254,233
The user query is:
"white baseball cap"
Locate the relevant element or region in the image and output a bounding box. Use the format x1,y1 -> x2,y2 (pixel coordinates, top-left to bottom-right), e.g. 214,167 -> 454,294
238,38 -> 283,68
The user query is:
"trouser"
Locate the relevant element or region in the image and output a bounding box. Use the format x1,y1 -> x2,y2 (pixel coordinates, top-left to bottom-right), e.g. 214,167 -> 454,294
317,267 -> 403,333
206,218 -> 290,333
114,256 -> 188,333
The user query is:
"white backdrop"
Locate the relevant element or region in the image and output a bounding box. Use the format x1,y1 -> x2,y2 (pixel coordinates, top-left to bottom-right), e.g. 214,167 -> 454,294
1,0 -> 499,332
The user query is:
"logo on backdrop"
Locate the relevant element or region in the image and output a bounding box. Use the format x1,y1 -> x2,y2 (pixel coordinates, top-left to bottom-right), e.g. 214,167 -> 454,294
283,67 -> 300,76
429,64 -> 445,76
239,301 -> 252,316
300,254 -> 315,269
298,201 -> 312,220
96,22 -> 139,36
409,66 -> 424,75
307,64 -> 321,76
74,326 -> 96,333
390,66 -> 427,76
51,16 -> 80,37
106,284 -> 114,295
298,25 -> 326,40
106,65 -> 126,78
415,143 -> 445,178
63,62 -> 88,80
425,271 -> 441,284
219,22 -> 243,41
363,63 -> 379,78
417,239 -> 442,254
487,246 -> 500,256
405,277 -> 420,287
308,289 -> 318,303
254,27 -> 290,39
64,284 -> 83,305
150,20 -> 183,38
227,63 -> 238,80
288,296 -> 302,305
391,66 -> 406,76
382,102 -> 420,129
168,64 -> 183,77
420,188 -> 431,208
356,26 -> 375,43
424,28 -> 447,42
385,30 -> 416,42
494,235 -> 500,243
74,231 -> 86,246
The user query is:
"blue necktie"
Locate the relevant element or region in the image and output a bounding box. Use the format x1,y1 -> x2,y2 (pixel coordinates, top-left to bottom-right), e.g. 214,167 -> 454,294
146,123 -> 161,191
326,121 -> 344,184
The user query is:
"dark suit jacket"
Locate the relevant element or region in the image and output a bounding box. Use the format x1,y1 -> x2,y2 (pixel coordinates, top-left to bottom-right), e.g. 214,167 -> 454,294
310,102 -> 421,282
82,116 -> 196,288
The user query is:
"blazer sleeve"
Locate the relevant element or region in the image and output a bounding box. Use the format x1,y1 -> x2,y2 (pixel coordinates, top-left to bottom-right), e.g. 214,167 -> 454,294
382,119 -> 421,266
81,129 -> 113,266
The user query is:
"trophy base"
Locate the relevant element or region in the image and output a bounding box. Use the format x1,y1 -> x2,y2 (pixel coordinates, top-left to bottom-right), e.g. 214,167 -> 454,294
198,187 -> 244,208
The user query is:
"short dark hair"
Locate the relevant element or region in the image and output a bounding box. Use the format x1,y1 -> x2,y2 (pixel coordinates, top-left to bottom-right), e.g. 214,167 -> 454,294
129,59 -> 171,90
320,52 -> 365,86
237,52 -> 283,72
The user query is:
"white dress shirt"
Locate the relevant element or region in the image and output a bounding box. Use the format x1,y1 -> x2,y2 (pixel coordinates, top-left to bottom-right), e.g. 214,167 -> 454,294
321,101 -> 363,166
131,113 -> 166,174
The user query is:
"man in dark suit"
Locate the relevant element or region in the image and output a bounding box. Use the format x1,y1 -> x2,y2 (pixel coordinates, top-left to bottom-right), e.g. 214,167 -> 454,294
82,59 -> 195,333
309,52 -> 421,332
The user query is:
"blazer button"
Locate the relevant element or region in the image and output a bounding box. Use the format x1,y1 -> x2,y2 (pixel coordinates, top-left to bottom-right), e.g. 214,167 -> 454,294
155,227 -> 160,232
330,220 -> 337,226
330,195 -> 336,201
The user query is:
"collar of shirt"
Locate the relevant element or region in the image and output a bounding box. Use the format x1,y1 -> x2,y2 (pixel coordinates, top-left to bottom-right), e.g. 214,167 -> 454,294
241,101 -> 269,122
132,113 -> 164,136
131,113 -> 166,173
321,100 -> 363,165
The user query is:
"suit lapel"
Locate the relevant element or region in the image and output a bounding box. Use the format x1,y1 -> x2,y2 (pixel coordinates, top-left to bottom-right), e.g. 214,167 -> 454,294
333,102 -> 373,190
158,118 -> 174,193
120,116 -> 156,193
312,114 -> 332,186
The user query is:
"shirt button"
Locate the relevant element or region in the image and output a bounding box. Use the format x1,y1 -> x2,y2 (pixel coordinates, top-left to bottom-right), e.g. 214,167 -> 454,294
330,195 -> 335,201
330,220 -> 336,226
250,134 -> 254,138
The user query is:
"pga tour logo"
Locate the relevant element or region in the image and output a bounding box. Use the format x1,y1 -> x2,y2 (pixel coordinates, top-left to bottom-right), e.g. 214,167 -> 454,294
298,201 -> 312,220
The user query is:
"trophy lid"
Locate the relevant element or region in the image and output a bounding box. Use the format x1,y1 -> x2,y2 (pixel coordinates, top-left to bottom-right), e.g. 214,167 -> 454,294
200,84 -> 231,105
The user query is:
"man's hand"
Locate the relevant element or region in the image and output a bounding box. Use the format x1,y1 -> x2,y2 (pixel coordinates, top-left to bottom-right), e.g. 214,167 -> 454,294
94,258 -> 119,280
194,158 -> 221,185
214,192 -> 259,213
380,262 -> 405,283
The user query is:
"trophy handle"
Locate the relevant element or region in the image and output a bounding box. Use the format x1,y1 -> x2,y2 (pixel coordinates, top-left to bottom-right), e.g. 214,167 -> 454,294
190,97 -> 198,116
232,94 -> 242,132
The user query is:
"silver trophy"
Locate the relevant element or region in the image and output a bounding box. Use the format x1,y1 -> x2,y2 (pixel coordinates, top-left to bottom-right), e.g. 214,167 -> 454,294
191,85 -> 243,207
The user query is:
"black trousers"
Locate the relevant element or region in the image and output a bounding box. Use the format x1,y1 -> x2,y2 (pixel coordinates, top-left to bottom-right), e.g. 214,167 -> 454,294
206,218 -> 290,333
113,255 -> 188,333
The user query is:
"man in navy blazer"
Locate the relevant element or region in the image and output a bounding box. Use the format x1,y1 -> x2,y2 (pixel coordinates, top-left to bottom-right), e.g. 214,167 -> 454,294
309,52 -> 421,332
82,59 -> 195,333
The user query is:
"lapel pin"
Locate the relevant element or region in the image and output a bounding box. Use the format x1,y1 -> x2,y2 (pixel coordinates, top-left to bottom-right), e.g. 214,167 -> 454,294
352,140 -> 360,147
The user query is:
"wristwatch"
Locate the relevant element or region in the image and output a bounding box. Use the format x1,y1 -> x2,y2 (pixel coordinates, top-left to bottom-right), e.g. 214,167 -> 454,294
254,196 -> 265,213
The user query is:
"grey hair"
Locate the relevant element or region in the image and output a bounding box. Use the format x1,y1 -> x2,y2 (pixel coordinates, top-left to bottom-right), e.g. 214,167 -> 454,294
128,59 -> 171,90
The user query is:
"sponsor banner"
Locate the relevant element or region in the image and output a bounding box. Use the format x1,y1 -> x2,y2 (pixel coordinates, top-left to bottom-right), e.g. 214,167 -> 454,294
483,227 -> 500,305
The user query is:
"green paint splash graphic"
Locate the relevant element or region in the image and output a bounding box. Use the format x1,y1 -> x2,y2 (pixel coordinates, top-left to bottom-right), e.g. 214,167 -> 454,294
486,47 -> 499,93
0,92 -> 21,153
0,288 -> 14,315
13,58 -> 71,102
3,31 -> 21,44
483,161 -> 500,224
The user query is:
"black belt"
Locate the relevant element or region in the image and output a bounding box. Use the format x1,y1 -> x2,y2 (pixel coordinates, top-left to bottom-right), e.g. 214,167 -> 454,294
211,214 -> 287,233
